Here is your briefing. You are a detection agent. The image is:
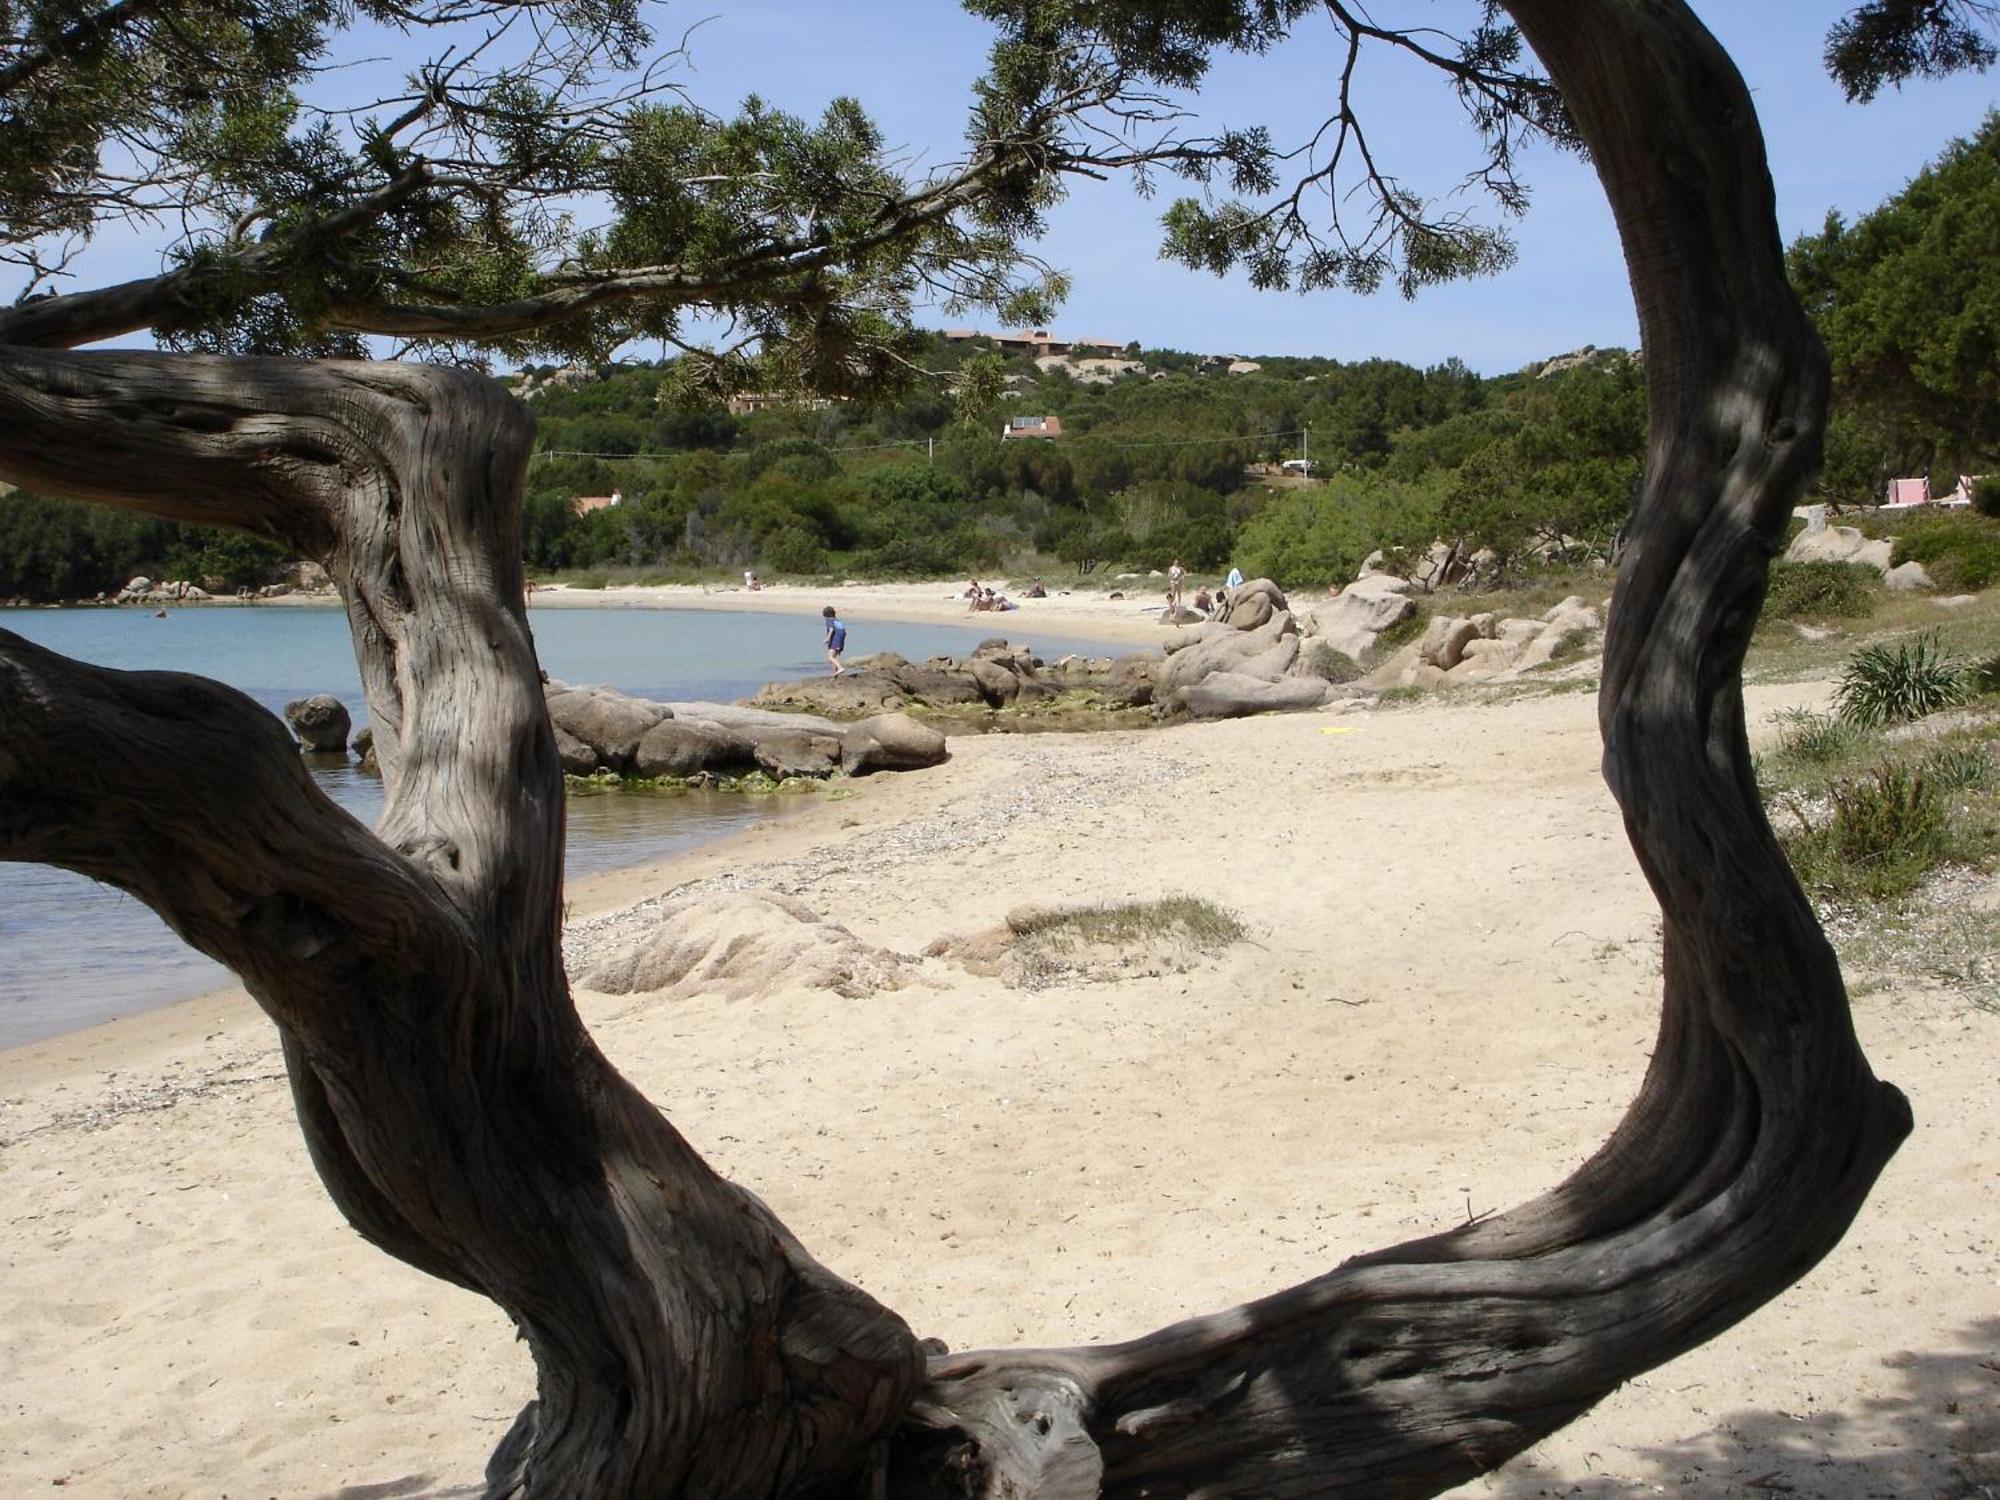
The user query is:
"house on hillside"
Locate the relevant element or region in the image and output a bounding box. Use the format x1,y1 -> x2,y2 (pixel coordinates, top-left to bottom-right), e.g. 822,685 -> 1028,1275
1001,415 -> 1063,441
572,491 -> 622,514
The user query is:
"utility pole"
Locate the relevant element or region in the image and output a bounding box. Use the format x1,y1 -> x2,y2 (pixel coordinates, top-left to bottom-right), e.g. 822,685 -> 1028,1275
1302,425 -> 1310,476
928,436 -> 935,465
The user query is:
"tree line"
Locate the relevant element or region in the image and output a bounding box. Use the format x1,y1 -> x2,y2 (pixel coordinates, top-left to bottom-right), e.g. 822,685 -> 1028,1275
5,111 -> 1998,605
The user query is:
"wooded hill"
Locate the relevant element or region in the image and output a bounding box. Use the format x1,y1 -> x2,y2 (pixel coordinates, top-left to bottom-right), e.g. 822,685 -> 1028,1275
5,112 -> 1999,604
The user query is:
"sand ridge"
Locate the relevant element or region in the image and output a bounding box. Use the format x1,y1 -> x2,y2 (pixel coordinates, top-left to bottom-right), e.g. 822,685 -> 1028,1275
1,681 -> 1994,1498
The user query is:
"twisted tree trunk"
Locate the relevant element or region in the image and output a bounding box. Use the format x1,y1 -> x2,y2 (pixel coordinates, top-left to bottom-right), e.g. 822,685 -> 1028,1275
0,2 -> 1910,1496
0,353 -> 923,1498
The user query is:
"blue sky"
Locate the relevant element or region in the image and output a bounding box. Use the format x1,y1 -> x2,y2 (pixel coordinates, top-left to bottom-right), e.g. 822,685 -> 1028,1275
679,2 -> 1997,373
18,2 -> 1997,375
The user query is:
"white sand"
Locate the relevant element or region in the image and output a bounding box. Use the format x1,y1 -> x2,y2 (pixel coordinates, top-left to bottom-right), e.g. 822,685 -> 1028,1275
2,682 -> 1994,1498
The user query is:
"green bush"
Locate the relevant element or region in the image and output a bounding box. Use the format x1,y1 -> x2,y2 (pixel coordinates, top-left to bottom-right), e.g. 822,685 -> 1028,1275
1303,641 -> 1363,683
1974,476 -> 2000,519
1780,765 -> 1955,902
1834,632 -> 1970,726
1761,559 -> 1879,621
1885,512 -> 2000,592
759,525 -> 826,575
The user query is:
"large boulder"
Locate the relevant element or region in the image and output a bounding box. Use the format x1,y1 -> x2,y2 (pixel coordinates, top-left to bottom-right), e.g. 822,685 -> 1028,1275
634,719 -> 749,778
284,694 -> 351,752
1308,573 -> 1416,660
1884,560 -> 1934,592
1176,671 -> 1329,720
578,891 -> 916,1002
546,687 -> 671,769
554,725 -> 599,775
964,655 -> 1024,705
1102,656 -> 1157,707
1417,616 -> 1480,671
1787,523 -> 1895,574
752,729 -> 843,780
751,671 -> 910,716
840,713 -> 949,775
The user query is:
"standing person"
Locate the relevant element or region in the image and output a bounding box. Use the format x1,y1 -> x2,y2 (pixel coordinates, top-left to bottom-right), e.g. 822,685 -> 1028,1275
822,605 -> 847,677
1166,557 -> 1186,620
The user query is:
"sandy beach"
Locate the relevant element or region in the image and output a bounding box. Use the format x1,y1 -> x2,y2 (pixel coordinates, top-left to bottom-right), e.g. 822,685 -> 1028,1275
2,680 -> 1995,1498
530,576 -> 1179,648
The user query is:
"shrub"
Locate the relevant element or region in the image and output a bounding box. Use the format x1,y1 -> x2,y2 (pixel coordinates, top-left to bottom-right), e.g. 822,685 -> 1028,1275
1970,655 -> 2000,697
1780,765 -> 1954,902
1834,632 -> 1970,726
1886,512 -> 2000,592
1772,709 -> 1869,765
1303,641 -> 1363,683
1761,559 -> 1879,621
759,525 -> 826,575
1920,741 -> 1995,792
1975,476 -> 2000,519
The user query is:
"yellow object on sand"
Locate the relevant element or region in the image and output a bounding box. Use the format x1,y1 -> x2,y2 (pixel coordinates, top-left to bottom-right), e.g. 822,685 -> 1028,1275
1320,726 -> 1364,736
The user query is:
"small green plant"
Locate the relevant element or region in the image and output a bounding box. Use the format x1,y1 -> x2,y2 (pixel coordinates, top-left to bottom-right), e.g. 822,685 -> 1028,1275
1973,476 -> 2000,520
1771,709 -> 1865,765
1833,632 -> 1970,726
1761,559 -> 1879,622
1780,765 -> 1956,902
1303,641 -> 1363,683
1920,741 -> 1995,792
1970,655 -> 2000,697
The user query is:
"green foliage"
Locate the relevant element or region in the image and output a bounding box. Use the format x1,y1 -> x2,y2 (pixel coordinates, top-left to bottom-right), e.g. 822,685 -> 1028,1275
1779,765 -> 1959,901
1302,642 -> 1363,683
1761,560 -> 1881,622
0,489 -> 289,600
1884,511 -> 2000,591
1834,632 -> 1972,726
1789,114 -> 2000,479
1234,472 -> 1444,588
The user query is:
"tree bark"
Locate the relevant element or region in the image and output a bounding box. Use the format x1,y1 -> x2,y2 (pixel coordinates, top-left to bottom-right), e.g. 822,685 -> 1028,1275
876,3 -> 1913,1494
0,350 -> 923,1499
0,2 -> 1911,1496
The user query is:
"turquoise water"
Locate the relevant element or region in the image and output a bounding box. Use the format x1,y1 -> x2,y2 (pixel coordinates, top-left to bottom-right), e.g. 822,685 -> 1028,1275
0,604 -> 1113,1048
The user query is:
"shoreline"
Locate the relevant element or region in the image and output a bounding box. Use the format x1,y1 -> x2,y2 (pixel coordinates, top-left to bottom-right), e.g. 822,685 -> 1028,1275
14,577 -> 1180,649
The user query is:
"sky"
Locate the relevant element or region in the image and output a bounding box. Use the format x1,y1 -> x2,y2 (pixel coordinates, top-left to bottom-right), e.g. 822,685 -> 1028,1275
18,1 -> 1999,376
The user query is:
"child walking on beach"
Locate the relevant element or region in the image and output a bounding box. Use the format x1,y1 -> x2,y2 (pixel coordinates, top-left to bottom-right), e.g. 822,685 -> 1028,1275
822,606 -> 848,677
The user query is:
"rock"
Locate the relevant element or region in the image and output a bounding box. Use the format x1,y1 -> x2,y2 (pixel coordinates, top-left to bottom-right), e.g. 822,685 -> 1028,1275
1102,656 -> 1157,707
1786,523 -> 1895,575
752,729 -> 843,780
1307,573 -> 1416,661
1155,613 -> 1291,696
964,655 -> 1023,705
1939,594 -> 1978,609
554,725 -> 599,775
1417,616 -> 1480,671
750,671 -> 910,716
1497,617 -> 1545,645
1176,671 -> 1329,720
545,688 -> 670,769
353,725 -> 380,775
841,713 -> 949,774
283,694 -> 352,752
1159,605 -> 1206,625
633,719 -> 746,778
1884,561 -> 1934,592
579,891 -> 916,1002
121,576 -> 152,597
1467,612 -> 1499,639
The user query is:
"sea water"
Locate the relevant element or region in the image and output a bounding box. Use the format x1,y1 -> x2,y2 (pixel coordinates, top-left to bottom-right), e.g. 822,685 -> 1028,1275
0,604 -> 1118,1047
